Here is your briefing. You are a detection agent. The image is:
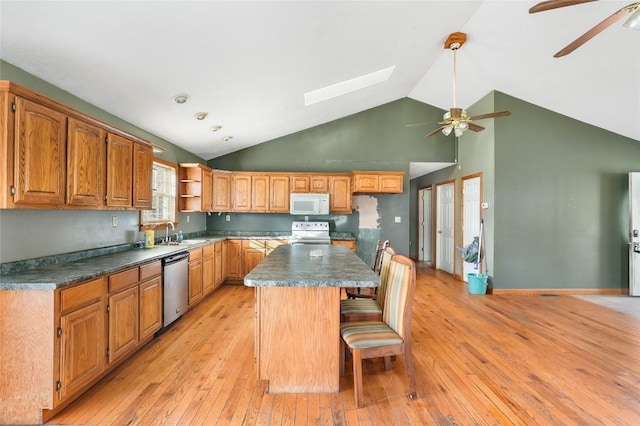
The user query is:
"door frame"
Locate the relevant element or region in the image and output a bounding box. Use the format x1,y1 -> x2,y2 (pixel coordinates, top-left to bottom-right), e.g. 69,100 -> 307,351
418,186 -> 433,263
461,173 -> 483,282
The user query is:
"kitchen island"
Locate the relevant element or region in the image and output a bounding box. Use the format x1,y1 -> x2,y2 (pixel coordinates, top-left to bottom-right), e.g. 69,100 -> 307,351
244,244 -> 379,393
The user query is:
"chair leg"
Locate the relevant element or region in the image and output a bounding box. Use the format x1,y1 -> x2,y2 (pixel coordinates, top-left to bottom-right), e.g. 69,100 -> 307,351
352,348 -> 364,408
404,344 -> 417,400
340,338 -> 346,377
383,355 -> 392,371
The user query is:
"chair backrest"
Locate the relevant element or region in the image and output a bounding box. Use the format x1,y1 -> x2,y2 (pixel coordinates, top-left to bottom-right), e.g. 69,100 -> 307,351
372,239 -> 390,273
382,255 -> 416,340
375,246 -> 396,309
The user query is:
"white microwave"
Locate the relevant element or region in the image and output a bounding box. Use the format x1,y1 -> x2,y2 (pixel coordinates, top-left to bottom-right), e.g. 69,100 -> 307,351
290,193 -> 330,215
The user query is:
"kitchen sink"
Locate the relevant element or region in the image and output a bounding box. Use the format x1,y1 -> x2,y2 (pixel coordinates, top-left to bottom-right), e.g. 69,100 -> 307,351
180,239 -> 208,244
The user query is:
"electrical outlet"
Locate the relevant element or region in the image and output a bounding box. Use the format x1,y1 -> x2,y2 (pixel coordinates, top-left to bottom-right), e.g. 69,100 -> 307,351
186,215 -> 190,223
112,216 -> 118,227
394,216 -> 401,223
225,214 -> 231,222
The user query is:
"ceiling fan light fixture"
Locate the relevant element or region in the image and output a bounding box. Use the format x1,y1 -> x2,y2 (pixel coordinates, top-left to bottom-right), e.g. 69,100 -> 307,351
458,121 -> 469,131
623,7 -> 640,30
454,127 -> 464,137
442,126 -> 453,136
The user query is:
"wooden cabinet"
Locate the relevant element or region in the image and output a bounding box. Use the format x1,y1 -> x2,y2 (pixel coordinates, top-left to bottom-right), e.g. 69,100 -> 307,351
331,240 -> 356,251
133,142 -> 153,209
226,239 -> 244,280
13,96 -> 67,206
139,276 -> 162,341
311,175 -> 329,193
214,241 -> 224,288
251,175 -> 270,212
66,117 -> 106,207
212,170 -> 232,211
108,285 -> 139,364
290,175 -> 310,193
57,277 -> 107,403
202,243 -> 215,296
179,163 -> 213,212
270,175 -> 290,212
329,175 -> 352,213
106,133 -> 133,207
243,240 -> 267,276
232,173 -> 252,212
188,248 -> 204,307
352,171 -> 404,194
202,167 -> 213,212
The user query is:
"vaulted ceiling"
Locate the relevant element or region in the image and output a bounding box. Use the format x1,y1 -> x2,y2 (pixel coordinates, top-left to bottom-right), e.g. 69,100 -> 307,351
1,1 -> 638,160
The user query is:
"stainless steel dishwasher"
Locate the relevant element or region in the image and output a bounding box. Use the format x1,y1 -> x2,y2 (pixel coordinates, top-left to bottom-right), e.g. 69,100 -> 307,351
162,251 -> 189,328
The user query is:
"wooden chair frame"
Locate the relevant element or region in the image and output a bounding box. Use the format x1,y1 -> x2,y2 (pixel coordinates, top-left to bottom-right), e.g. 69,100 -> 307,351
339,255 -> 418,408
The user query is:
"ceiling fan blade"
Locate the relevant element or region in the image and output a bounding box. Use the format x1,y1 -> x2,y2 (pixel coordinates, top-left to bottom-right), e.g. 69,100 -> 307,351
468,111 -> 511,121
406,122 -> 429,127
529,0 -> 597,14
426,126 -> 446,138
468,123 -> 485,132
554,3 -> 638,57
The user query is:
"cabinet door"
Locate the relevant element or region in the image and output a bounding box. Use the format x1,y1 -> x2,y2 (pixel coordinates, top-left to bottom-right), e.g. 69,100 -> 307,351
379,174 -> 403,193
212,172 -> 231,211
310,175 -> 329,193
243,240 -> 266,276
106,134 -> 133,207
329,176 -> 352,213
221,240 -> 229,281
133,142 -> 153,209
290,175 -> 310,193
232,174 -> 251,211
353,174 -> 379,193
226,239 -> 243,279
252,175 -> 270,212
214,242 -> 223,288
13,97 -> 67,205
202,168 -> 213,212
331,240 -> 356,251
139,277 -> 162,341
108,286 -> 139,364
203,251 -> 215,296
270,175 -> 290,213
67,117 -> 106,207
59,301 -> 106,401
188,258 -> 204,306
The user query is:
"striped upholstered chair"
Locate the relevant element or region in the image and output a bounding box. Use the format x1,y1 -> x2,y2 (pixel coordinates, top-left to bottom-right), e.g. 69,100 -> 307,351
339,255 -> 417,408
345,239 -> 390,299
340,246 -> 395,322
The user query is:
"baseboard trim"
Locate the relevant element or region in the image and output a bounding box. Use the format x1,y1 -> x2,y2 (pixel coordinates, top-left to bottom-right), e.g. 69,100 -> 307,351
492,288 -> 628,296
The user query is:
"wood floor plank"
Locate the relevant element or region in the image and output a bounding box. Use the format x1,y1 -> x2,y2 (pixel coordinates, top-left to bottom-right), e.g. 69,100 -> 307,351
46,266 -> 640,425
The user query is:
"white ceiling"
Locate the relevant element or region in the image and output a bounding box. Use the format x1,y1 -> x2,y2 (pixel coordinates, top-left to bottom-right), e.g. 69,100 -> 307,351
1,1 -> 638,162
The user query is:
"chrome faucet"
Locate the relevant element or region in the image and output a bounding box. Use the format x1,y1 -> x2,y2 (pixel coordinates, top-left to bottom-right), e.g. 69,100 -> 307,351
165,221 -> 175,244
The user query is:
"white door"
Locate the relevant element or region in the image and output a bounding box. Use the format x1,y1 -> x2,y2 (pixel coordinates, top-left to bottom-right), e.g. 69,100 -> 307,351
630,173 -> 640,296
418,188 -> 432,262
436,182 -> 455,274
462,176 -> 481,282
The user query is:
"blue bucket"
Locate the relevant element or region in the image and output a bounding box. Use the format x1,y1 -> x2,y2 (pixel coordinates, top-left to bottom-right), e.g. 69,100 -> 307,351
468,273 -> 488,295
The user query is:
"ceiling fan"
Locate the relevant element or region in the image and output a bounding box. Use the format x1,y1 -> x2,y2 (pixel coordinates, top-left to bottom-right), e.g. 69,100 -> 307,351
409,32 -> 511,138
529,1 -> 640,57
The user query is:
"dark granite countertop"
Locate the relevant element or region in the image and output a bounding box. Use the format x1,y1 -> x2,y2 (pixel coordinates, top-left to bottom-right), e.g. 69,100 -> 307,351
244,245 -> 378,288
0,233 -> 356,291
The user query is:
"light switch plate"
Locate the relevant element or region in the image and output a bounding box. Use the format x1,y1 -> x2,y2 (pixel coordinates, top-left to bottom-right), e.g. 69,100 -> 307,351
394,216 -> 401,223
112,216 -> 118,227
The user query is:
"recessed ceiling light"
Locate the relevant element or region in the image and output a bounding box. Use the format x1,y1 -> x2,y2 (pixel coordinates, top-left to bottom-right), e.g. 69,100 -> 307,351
304,65 -> 395,106
223,136 -> 233,142
210,125 -> 223,132
173,94 -> 189,104
194,112 -> 208,120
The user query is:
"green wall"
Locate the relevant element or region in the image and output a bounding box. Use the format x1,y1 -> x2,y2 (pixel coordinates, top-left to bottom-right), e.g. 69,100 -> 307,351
412,91 -> 640,291
493,93 -> 640,290
208,98 -> 453,258
0,60 -> 208,262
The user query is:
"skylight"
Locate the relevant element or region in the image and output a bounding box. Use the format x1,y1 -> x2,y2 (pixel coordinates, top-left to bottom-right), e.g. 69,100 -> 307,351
304,66 -> 395,106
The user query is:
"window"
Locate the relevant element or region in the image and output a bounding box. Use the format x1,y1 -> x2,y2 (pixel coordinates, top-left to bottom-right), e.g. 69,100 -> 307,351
141,159 -> 177,225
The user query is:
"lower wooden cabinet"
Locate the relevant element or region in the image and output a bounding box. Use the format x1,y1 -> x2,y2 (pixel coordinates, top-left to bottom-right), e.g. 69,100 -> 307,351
226,239 -> 244,280
188,248 -> 204,307
139,276 -> 162,341
203,244 -> 215,296
58,277 -> 107,403
214,241 -> 224,288
108,286 -> 139,364
331,240 -> 356,252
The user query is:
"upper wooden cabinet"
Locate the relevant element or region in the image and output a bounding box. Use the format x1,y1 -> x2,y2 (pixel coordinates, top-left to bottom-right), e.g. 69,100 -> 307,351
13,96 -> 67,206
352,171 -> 404,194
1,81 -> 154,210
67,117 -> 106,207
232,173 -> 252,212
132,142 -> 153,209
251,175 -> 270,212
212,170 -> 232,211
179,163 -> 213,212
270,175 -> 290,213
329,175 -> 352,213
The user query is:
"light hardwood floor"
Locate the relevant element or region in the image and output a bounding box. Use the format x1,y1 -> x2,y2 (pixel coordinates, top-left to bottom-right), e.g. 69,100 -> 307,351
48,264 -> 640,425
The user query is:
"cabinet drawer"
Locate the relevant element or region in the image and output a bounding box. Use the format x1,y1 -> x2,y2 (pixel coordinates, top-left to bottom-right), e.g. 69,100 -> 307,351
189,247 -> 203,261
203,244 -> 215,257
139,260 -> 161,281
60,276 -> 106,314
108,267 -> 139,293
